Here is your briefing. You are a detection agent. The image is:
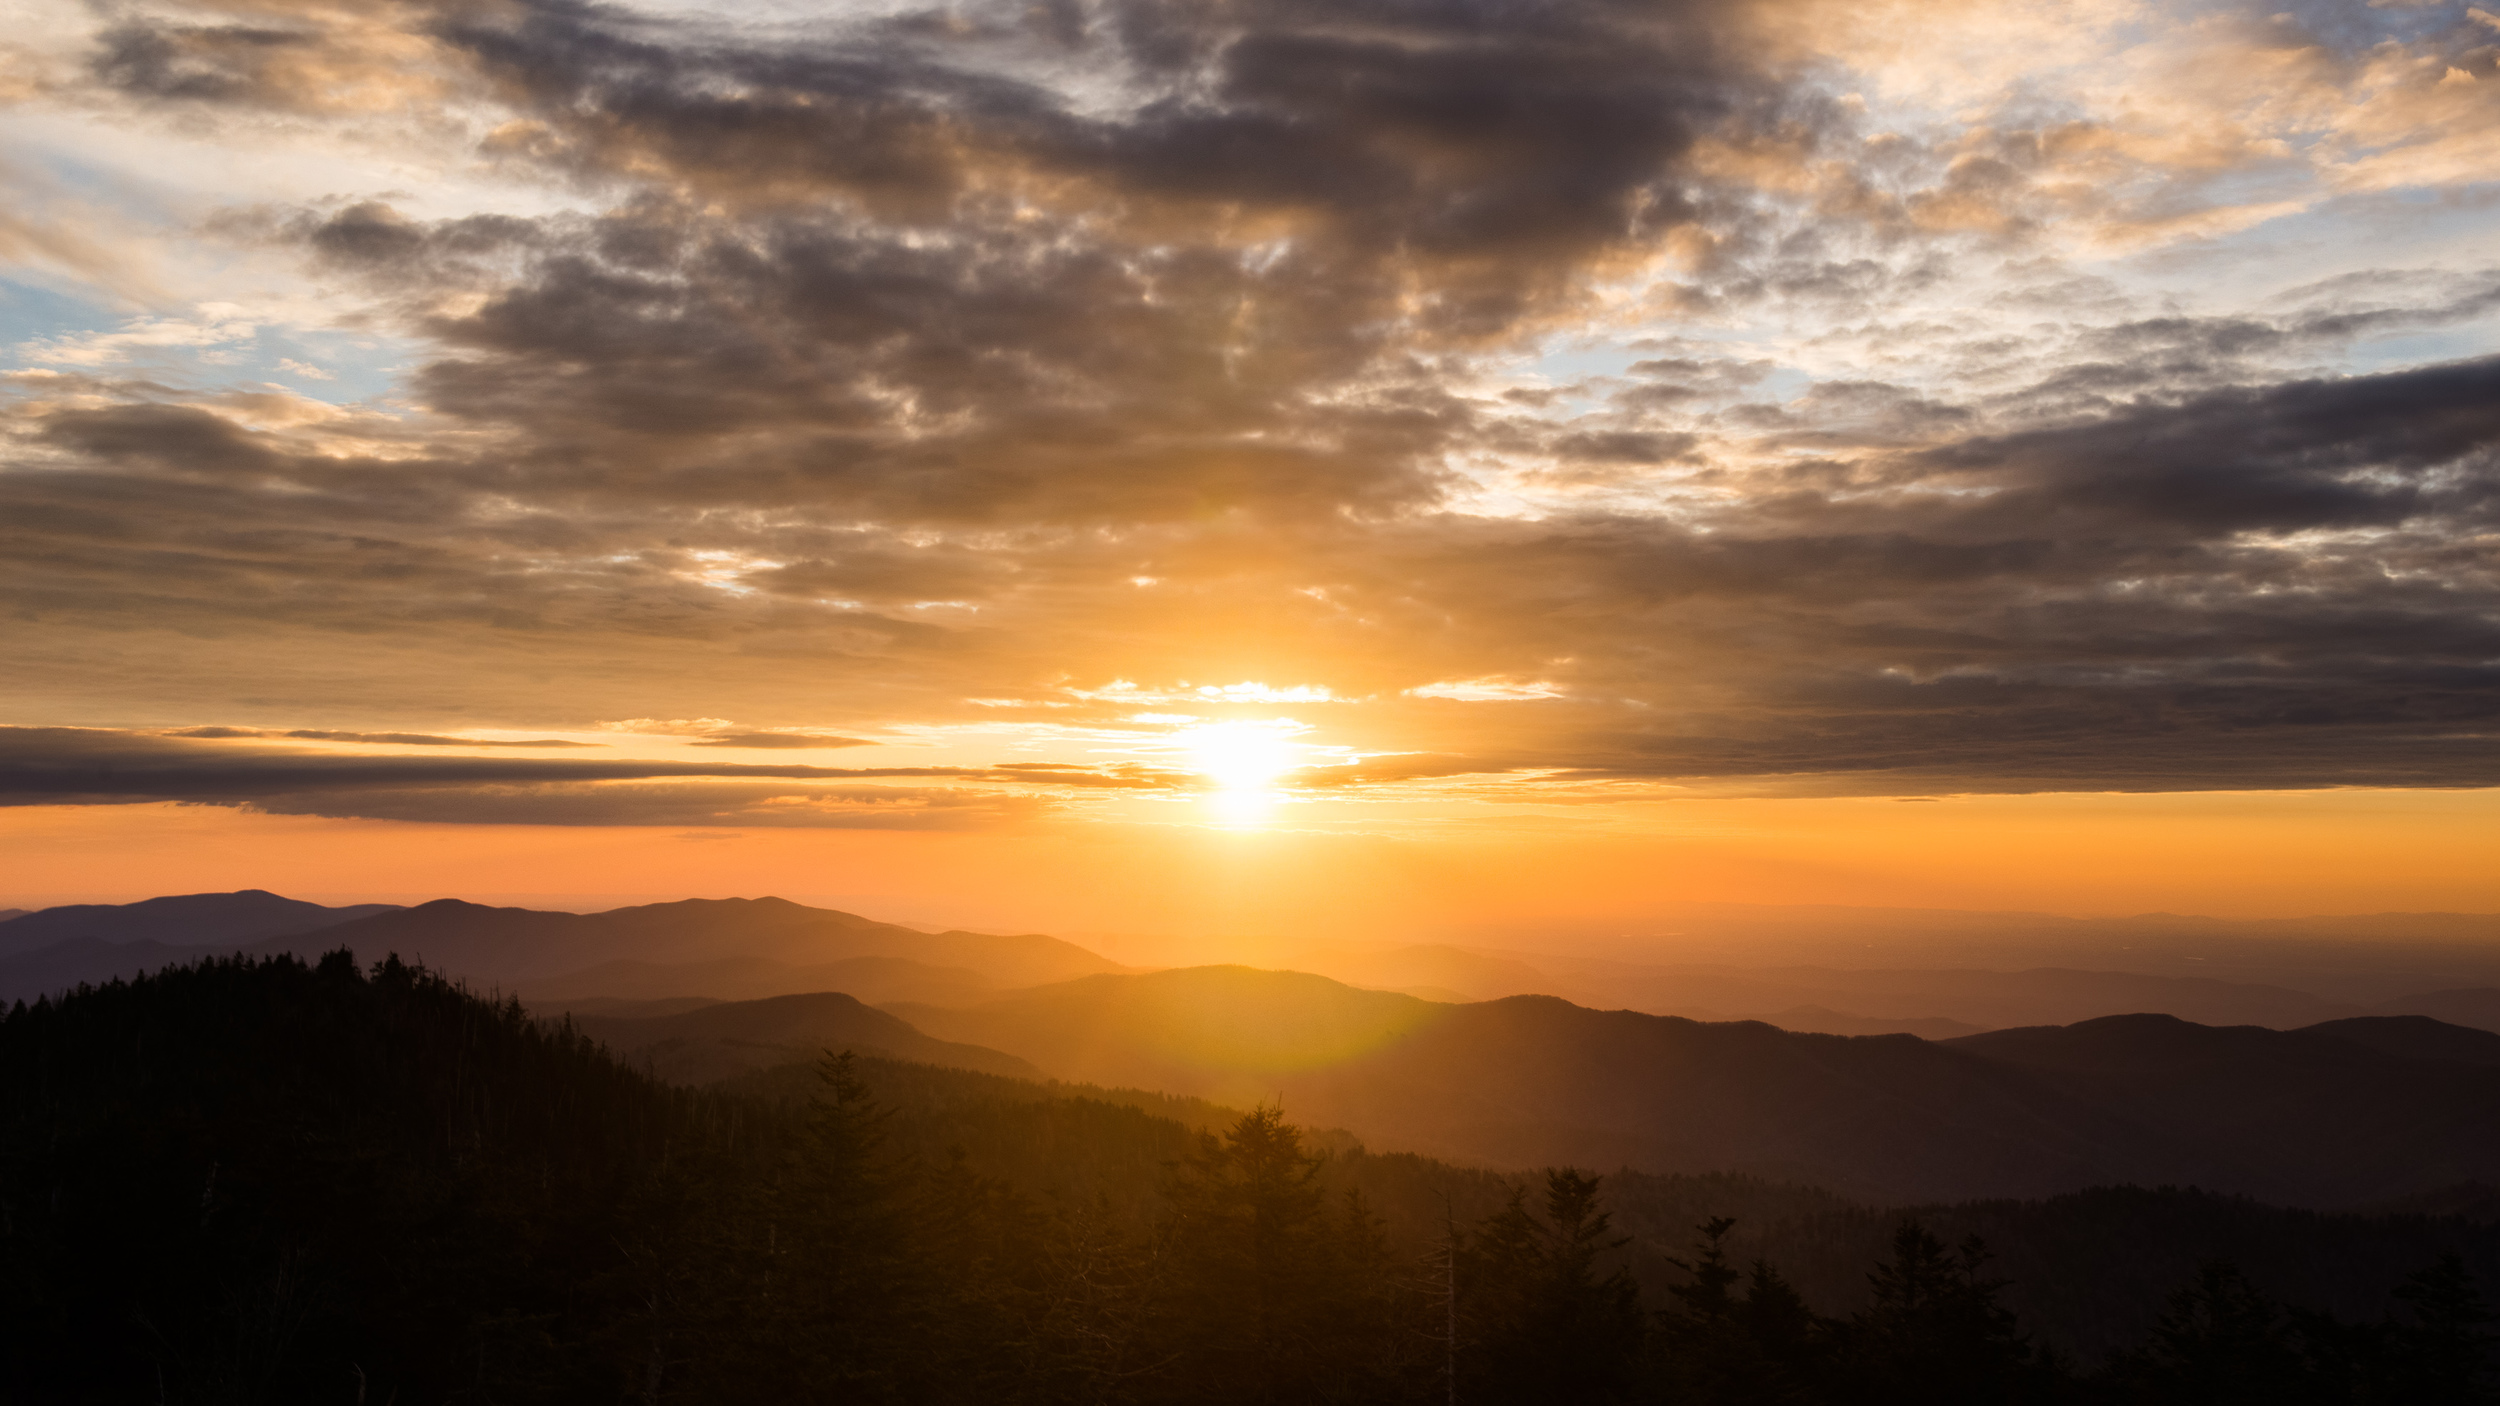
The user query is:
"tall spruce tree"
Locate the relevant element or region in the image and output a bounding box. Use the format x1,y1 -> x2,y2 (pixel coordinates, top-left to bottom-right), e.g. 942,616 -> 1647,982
1154,1106 -> 1356,1403
1457,1169 -> 1643,1405
2390,1253 -> 2498,1406
1650,1218 -> 1830,1405
1846,1221 -> 2045,1406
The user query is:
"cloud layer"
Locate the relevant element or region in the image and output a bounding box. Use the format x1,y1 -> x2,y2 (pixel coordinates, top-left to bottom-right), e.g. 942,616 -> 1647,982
2,0 -> 2497,823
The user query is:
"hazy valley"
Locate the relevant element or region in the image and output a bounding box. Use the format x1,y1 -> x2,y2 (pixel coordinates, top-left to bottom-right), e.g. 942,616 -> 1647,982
14,892 -> 2500,1402
14,891 -> 2500,1209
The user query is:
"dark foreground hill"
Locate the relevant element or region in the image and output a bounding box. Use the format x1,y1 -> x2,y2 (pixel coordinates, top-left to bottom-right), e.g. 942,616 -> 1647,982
8,954 -> 2500,1405
896,966 -> 2500,1205
725,1055 -> 2500,1362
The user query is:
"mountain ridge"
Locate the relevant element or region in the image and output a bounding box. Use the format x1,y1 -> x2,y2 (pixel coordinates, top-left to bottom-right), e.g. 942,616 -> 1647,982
0,889 -> 400,960
563,990 -> 1041,1083
0,892 -> 1124,1001
892,965 -> 2500,1205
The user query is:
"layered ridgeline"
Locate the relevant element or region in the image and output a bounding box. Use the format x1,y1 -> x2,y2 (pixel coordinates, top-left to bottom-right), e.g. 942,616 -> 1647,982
0,891 -> 404,997
15,896 -> 2500,1206
0,891 -> 1124,1005
12,892 -> 2500,1034
6,954 -> 2500,1405
893,967 -> 2500,1206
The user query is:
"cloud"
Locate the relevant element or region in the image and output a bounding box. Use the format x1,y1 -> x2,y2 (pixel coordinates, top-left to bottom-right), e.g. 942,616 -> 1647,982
167,727 -> 599,747
1407,680 -> 1568,703
686,732 -> 875,749
1,0 -> 2497,810
247,781 -> 1047,830
15,309 -> 257,367
0,728 -> 1195,825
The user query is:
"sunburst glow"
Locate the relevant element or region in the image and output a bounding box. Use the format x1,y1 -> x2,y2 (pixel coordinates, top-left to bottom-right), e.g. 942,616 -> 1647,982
1180,722 -> 1301,793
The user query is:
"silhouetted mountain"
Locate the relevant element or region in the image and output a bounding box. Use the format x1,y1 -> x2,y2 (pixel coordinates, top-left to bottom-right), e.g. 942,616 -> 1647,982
1515,959 -> 2366,1032
308,896 -> 1123,987
0,893 -> 1123,1000
1279,942 -> 1554,1001
566,990 -> 1040,1083
2364,1181 -> 2500,1224
0,938 -> 231,1003
513,952 -> 999,1005
1449,903 -> 2500,999
0,909 -> 25,924
15,951 -> 2500,1402
2299,1014 -> 2500,1066
2372,987 -> 2500,1033
0,889 -> 400,959
892,967 -> 2200,1203
896,967 -> 2500,1205
1734,1006 -> 1985,1039
1943,1014 -> 2500,1203
531,994 -> 724,1019
1209,939 -> 2370,1033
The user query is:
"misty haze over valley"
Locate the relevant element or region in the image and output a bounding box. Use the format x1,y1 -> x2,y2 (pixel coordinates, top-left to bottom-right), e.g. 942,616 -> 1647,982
15,890 -> 2500,1400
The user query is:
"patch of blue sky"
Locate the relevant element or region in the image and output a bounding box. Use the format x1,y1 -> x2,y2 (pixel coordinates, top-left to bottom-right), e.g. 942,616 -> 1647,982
1519,322 -> 1793,394
4,277 -> 415,404
2270,0 -> 2472,54
0,278 -> 113,347
1751,366 -> 1818,403
2106,183 -> 2500,316
233,326 -> 414,404
2339,323 -> 2500,375
13,131 -> 170,206
1521,339 -> 1648,385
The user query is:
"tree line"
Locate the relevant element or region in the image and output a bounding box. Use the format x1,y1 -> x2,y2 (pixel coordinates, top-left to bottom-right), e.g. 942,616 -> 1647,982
2,952 -> 2493,1403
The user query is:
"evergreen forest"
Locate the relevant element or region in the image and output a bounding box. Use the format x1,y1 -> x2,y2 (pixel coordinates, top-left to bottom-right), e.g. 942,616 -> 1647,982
5,953 -> 2497,1404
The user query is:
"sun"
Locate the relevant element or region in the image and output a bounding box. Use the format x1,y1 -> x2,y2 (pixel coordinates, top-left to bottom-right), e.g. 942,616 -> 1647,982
1181,722 -> 1299,793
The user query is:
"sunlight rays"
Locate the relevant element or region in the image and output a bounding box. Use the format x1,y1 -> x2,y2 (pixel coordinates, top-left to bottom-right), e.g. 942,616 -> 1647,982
1176,720 -> 1306,824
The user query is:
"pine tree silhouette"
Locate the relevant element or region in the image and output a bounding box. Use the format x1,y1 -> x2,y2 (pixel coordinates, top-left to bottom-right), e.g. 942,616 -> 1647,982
1848,1221 -> 2041,1406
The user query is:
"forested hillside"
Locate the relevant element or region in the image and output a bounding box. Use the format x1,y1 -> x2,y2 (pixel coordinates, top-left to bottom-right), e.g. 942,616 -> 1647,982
5,955 -> 2497,1404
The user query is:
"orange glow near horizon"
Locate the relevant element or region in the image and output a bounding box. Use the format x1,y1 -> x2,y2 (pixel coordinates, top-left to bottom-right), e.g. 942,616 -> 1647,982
9,0 -> 2500,994
6,788 -> 2496,946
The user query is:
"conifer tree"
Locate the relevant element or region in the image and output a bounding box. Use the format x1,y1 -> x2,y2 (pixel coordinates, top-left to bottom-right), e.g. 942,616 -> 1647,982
2107,1260 -> 2305,1406
2391,1253 -> 2498,1406
744,1049 -> 923,1401
1847,1221 -> 2040,1406
1649,1217 -> 1833,1405
1154,1105 -> 1340,1403
1458,1169 -> 1643,1405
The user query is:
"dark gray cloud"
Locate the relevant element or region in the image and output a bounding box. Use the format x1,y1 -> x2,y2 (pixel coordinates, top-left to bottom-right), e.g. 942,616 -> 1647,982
92,20 -> 316,106
170,727 -> 599,747
0,728 -> 1193,824
247,781 -> 1048,830
8,0 -> 2500,804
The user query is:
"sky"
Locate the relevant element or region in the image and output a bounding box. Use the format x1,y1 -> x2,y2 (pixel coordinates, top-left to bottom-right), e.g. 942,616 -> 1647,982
2,0 -> 2497,934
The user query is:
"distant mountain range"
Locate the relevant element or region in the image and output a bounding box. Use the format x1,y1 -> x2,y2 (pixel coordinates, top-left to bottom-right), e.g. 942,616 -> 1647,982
1428,903 -> 2500,995
1260,940 -> 2500,1034
892,965 -> 2500,1206
21,891 -> 2500,1206
0,890 -> 398,959
20,891 -> 2500,1039
0,892 -> 1122,1003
